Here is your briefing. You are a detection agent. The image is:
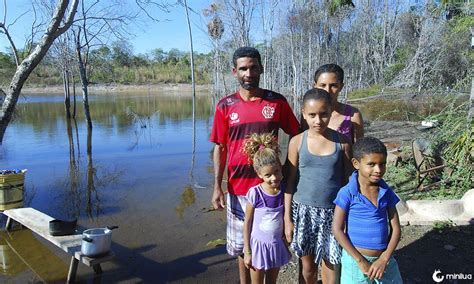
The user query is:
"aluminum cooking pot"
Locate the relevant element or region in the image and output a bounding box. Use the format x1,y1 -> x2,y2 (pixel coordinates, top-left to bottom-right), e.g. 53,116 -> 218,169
81,226 -> 118,257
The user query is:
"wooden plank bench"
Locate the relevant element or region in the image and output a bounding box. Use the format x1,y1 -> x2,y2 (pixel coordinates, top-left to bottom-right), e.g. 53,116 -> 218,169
2,207 -> 115,283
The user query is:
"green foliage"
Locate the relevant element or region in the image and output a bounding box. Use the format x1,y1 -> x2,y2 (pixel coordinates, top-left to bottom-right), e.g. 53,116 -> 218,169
0,52 -> 14,67
433,220 -> 454,233
360,94 -> 452,121
384,63 -> 406,83
0,52 -> 16,85
328,0 -> 355,15
347,85 -> 381,100
431,99 -> 473,197
438,13 -> 473,88
387,95 -> 473,200
5,45 -> 212,86
450,13 -> 474,33
384,146 -> 418,201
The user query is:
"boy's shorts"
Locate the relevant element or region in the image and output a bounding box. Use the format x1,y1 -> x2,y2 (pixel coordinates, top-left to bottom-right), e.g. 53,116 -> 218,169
341,249 -> 403,283
226,193 -> 248,257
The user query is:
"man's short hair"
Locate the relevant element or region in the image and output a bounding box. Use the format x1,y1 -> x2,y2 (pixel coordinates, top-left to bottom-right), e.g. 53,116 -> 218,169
353,136 -> 387,160
232,46 -> 262,68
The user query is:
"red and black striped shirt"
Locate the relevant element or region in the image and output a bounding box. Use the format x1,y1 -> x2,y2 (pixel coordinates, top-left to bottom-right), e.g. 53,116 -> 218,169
210,89 -> 300,195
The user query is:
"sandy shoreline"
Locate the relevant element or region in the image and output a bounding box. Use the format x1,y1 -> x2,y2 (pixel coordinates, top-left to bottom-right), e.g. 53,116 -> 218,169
19,83 -> 213,95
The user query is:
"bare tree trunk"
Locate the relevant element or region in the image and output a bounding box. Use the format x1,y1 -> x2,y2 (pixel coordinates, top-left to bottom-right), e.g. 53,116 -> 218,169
183,0 -> 196,175
75,28 -> 93,129
63,70 -> 71,118
85,125 -> 97,218
469,77 -> 473,121
72,72 -> 77,118
0,0 -> 79,143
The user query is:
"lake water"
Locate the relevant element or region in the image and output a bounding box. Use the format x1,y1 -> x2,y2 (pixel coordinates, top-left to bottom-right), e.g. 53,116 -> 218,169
0,90 -> 239,283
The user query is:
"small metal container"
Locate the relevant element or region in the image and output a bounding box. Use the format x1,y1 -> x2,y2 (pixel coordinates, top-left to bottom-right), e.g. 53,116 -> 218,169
81,226 -> 118,257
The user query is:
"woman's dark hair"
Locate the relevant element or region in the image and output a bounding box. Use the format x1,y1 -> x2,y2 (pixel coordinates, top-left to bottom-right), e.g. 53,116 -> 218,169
353,136 -> 387,160
232,46 -> 262,68
303,88 -> 332,107
314,64 -> 344,84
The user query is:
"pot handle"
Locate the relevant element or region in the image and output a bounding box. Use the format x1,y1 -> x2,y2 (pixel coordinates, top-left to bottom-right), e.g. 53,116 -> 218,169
107,225 -> 119,230
83,237 -> 93,242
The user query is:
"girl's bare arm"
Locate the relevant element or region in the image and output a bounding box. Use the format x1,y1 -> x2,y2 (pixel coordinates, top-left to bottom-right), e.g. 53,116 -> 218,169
243,202 -> 255,269
284,135 -> 300,243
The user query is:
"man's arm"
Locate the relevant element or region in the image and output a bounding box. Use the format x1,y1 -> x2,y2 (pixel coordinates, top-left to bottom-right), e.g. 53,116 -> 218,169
212,143 -> 227,210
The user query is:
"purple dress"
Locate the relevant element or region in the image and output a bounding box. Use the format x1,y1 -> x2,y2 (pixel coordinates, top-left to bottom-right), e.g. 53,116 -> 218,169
246,185 -> 290,270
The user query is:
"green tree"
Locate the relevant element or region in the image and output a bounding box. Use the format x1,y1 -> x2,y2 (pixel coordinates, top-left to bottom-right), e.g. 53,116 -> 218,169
166,48 -> 184,64
150,48 -> 165,63
111,40 -> 133,67
0,52 -> 14,68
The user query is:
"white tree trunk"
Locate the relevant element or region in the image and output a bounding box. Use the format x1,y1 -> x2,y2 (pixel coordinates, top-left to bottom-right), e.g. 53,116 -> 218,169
0,0 -> 79,143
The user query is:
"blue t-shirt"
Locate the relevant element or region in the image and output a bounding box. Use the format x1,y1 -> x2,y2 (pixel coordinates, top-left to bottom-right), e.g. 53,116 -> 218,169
333,171 -> 400,250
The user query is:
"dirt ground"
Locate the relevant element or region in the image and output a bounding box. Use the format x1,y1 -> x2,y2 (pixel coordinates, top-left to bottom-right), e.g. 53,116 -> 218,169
278,224 -> 474,283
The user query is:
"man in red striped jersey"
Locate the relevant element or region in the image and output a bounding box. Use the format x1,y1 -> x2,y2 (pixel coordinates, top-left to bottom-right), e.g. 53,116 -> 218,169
210,46 -> 300,283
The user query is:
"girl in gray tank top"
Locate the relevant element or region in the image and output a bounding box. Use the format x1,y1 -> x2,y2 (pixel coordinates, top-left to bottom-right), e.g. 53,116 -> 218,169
293,130 -> 343,208
284,88 -> 352,284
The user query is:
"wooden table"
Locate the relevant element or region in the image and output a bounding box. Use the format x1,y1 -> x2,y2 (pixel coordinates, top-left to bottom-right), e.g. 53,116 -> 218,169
2,207 -> 114,283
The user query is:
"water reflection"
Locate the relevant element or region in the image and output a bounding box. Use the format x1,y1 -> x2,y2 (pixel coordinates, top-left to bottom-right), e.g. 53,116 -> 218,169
1,91 -> 220,282
126,104 -> 160,151
175,185 -> 196,219
175,101 -> 198,219
85,126 -> 100,218
0,230 -> 69,281
15,93 -> 212,134
56,117 -> 121,220
0,233 -> 28,276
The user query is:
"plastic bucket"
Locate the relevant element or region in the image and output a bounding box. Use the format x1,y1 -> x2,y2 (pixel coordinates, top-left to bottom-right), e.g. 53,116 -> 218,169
0,170 -> 26,210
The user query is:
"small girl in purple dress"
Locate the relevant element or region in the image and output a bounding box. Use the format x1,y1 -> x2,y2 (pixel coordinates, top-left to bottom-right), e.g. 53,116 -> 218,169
242,132 -> 291,284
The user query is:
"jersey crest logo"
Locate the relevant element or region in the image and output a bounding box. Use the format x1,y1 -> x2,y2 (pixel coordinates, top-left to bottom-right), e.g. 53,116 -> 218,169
262,105 -> 275,119
230,112 -> 240,124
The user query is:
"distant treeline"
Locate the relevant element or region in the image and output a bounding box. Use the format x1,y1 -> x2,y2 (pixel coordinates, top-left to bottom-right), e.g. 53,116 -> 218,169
0,46 -> 212,86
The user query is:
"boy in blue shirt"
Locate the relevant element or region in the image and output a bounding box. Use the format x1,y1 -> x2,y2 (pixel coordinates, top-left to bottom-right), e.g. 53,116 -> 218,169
333,137 -> 403,283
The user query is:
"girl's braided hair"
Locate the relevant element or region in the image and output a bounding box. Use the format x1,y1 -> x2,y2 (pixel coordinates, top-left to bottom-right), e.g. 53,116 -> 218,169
241,132 -> 281,172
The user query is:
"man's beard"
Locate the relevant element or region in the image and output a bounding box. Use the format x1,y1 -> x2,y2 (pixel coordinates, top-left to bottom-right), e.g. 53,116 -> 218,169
239,78 -> 260,90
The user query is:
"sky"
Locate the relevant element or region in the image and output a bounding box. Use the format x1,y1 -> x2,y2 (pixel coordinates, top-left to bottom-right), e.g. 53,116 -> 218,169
0,1 -> 214,55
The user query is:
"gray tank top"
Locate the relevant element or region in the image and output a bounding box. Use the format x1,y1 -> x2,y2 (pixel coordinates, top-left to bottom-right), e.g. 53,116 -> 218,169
293,130 -> 343,208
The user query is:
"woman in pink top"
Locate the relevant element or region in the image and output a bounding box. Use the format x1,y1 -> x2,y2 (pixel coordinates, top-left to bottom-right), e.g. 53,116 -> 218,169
313,64 -> 364,144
